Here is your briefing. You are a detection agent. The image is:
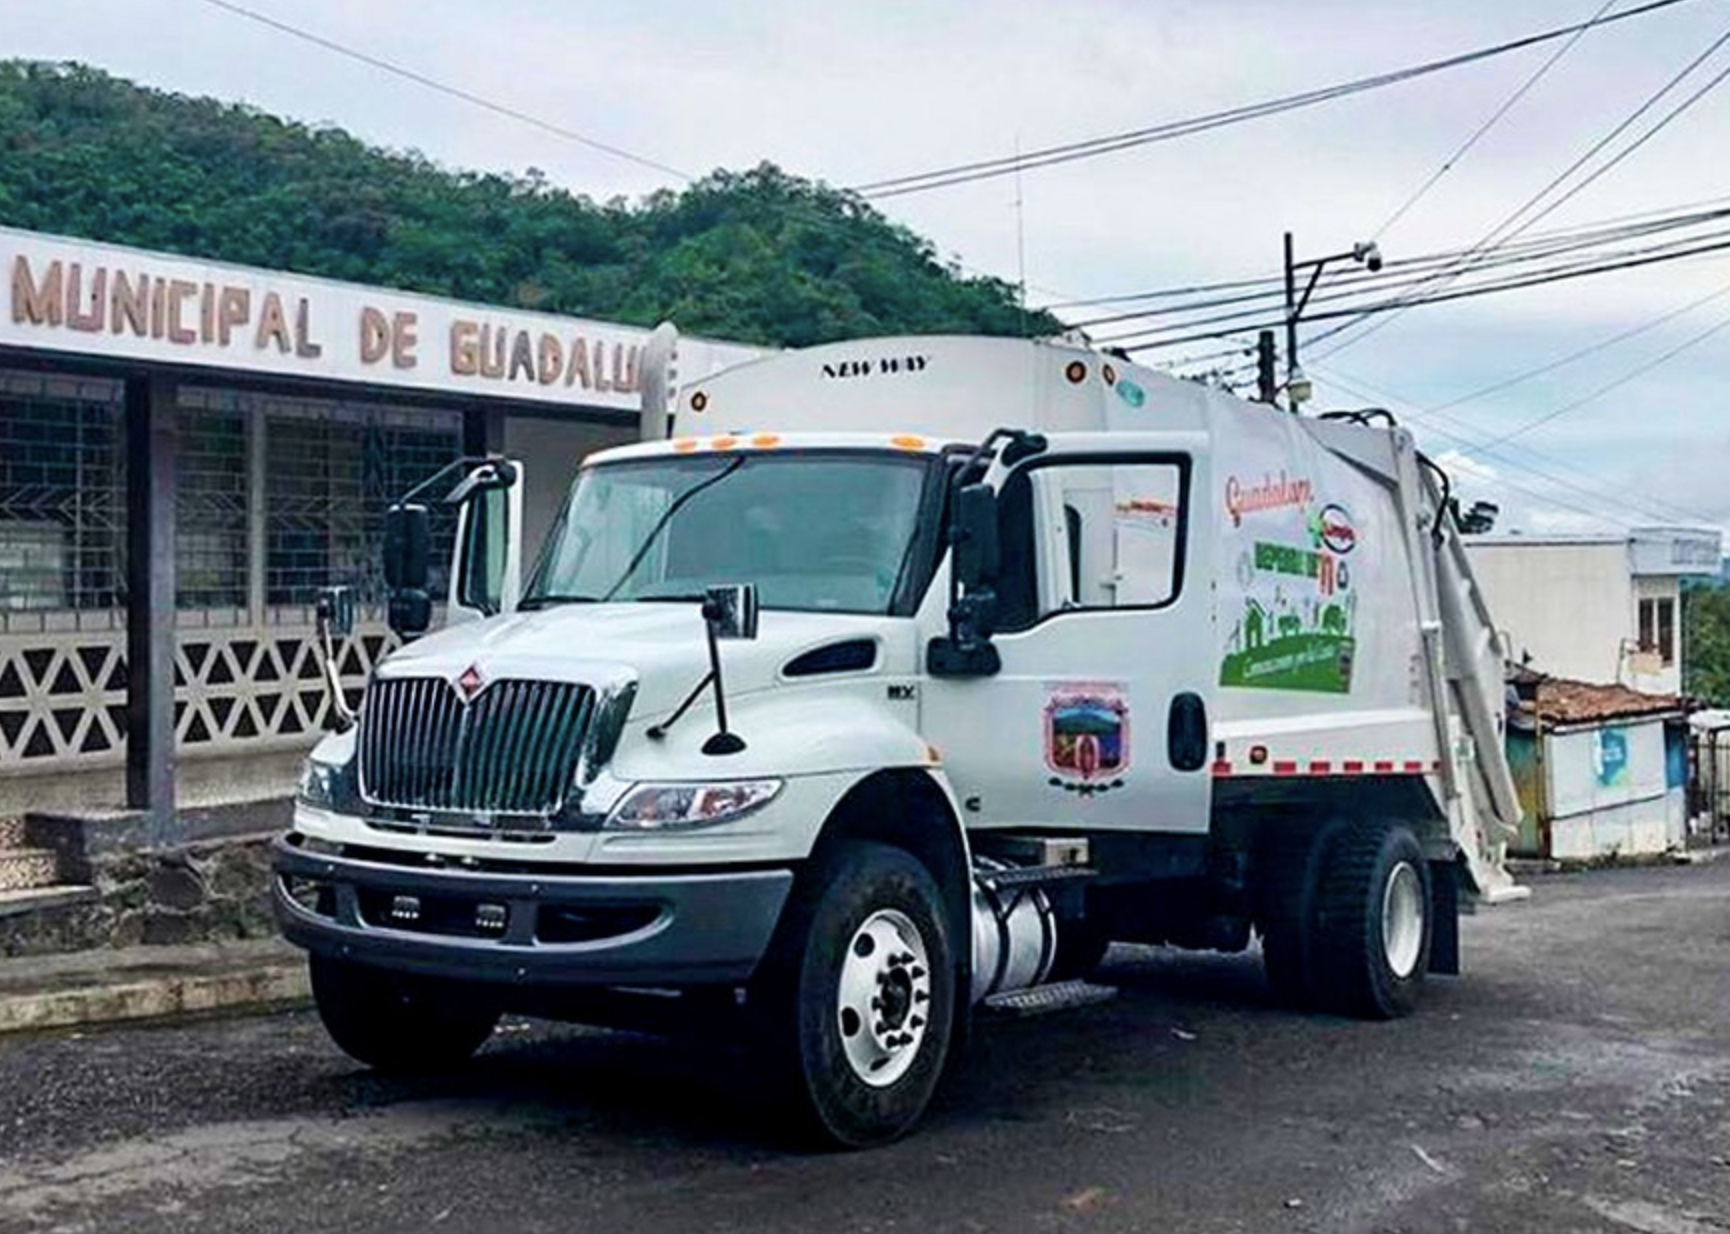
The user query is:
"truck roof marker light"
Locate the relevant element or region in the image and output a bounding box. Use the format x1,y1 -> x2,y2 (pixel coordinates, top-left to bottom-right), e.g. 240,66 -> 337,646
673,438 -> 699,453
1248,744 -> 1269,765
1103,363 -> 1117,385
891,435 -> 927,451
925,745 -> 942,765
712,436 -> 739,451
1065,360 -> 1088,384
689,391 -> 709,413
751,433 -> 782,449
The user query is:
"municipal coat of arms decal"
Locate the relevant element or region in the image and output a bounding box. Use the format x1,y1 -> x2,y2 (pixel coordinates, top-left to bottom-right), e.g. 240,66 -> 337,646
1044,684 -> 1130,796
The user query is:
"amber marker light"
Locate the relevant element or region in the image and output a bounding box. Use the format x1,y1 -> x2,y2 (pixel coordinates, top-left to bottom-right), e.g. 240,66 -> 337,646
751,433 -> 782,448
890,435 -> 927,451
672,438 -> 699,453
711,435 -> 740,450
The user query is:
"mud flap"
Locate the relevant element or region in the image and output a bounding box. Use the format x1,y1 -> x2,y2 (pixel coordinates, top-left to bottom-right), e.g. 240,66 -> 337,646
1427,859 -> 1460,976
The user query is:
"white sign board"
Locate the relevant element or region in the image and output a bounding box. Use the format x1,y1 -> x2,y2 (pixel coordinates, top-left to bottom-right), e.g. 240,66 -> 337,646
0,226 -> 760,412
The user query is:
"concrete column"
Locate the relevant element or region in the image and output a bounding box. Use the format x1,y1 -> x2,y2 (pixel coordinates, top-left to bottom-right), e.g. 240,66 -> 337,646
125,372 -> 177,833
463,405 -> 506,458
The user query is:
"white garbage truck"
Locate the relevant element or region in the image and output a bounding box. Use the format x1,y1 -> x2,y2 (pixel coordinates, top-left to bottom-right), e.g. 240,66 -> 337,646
275,331 -> 1525,1146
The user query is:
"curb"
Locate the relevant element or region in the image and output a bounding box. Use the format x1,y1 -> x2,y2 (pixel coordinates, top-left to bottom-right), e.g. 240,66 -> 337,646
0,960 -> 309,1036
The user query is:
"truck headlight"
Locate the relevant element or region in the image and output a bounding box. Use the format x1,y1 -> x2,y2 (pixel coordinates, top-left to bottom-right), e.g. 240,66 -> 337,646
604,779 -> 782,831
297,754 -> 360,812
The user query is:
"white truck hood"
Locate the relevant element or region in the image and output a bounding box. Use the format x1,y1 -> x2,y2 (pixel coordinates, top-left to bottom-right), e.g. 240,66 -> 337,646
376,603 -> 898,720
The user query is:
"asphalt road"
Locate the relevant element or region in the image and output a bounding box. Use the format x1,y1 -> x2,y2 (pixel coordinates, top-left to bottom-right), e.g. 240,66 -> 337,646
1,861 -> 1726,1234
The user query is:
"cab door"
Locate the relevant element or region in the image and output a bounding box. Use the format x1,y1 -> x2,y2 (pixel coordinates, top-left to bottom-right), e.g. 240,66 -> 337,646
923,438 -> 1214,837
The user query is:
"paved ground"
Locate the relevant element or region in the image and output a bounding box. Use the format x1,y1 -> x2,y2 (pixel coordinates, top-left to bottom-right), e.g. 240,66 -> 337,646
0,861 -> 1725,1234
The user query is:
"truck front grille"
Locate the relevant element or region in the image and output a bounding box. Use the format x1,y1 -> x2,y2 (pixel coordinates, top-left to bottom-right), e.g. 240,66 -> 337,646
358,677 -> 594,816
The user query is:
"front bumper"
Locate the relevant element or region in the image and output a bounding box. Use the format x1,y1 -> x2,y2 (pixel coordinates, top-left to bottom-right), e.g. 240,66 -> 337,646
272,836 -> 793,987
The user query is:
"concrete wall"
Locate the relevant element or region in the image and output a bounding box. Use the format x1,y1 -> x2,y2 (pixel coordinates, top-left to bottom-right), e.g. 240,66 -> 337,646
503,416 -> 634,568
1469,540 -> 1632,684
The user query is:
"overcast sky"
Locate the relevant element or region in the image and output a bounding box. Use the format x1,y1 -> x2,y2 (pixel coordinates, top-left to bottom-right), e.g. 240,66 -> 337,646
11,0 -> 1730,537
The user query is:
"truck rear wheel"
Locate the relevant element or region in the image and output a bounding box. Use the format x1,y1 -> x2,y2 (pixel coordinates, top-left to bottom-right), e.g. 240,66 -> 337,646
309,955 -> 501,1072
1255,820 -> 1342,1009
1312,821 -> 1432,1019
760,841 -> 956,1148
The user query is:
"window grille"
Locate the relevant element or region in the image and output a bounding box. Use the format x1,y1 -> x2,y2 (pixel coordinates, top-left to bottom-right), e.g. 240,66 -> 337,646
175,394 -> 248,609
0,369 -> 125,625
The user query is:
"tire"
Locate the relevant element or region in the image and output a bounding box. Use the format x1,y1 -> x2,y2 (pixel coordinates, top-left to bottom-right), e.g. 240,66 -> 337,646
1254,819 -> 1343,1009
309,955 -> 501,1072
757,841 -> 957,1149
1311,820 -> 1432,1019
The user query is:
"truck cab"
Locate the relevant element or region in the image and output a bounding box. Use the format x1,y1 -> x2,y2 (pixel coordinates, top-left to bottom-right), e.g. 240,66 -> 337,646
275,333 -> 1523,1146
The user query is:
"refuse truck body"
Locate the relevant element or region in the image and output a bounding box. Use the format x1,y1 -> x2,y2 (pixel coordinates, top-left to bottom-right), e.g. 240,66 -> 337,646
274,332 -> 1525,1146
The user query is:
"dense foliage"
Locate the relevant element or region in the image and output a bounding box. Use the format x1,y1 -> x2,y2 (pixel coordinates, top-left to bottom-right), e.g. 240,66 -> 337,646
0,61 -> 1056,346
1684,580 -> 1730,707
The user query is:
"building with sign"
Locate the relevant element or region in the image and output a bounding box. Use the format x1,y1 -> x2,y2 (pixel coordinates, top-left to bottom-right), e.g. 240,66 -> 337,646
1466,527 -> 1724,697
0,225 -> 759,821
1504,673 -> 1691,861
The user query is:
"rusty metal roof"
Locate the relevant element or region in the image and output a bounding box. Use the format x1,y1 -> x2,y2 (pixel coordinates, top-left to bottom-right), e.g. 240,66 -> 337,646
1527,677 -> 1689,726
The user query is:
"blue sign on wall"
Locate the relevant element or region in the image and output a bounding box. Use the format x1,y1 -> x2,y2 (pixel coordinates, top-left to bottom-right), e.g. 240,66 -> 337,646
1595,727 -> 1629,788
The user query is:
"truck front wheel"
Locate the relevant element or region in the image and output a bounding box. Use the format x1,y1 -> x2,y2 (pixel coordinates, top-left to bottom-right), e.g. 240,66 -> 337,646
309,955 -> 501,1072
1312,821 -> 1432,1019
762,841 -> 957,1148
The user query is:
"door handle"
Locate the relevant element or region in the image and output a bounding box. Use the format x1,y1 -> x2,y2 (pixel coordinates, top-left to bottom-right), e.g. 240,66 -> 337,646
1168,692 -> 1208,772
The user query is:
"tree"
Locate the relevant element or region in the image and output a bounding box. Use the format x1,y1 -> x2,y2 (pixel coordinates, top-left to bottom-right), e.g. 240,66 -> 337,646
1684,579 -> 1730,706
0,61 -> 1061,347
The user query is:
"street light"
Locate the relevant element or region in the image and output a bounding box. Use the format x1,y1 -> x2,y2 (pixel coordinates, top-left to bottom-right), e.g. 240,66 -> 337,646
1283,231 -> 1382,410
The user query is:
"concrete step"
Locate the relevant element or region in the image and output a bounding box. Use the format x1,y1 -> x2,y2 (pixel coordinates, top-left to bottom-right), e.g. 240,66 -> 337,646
0,848 -> 61,893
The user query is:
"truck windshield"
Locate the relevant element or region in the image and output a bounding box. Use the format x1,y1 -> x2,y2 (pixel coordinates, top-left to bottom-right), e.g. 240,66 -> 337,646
522,452 -> 939,616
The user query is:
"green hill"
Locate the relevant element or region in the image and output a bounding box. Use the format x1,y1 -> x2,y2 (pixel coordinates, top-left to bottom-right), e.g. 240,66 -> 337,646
0,61 -> 1057,347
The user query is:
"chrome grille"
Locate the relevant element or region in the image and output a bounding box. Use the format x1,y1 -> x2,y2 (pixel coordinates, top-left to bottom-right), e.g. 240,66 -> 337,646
358,677 -> 595,815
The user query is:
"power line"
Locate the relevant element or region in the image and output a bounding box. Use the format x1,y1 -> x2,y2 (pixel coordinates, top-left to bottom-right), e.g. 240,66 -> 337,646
849,0 -> 1699,200
1312,364 -> 1699,529
1457,304 -> 1730,454
1371,0 -> 1619,241
1405,277 -> 1730,422
1101,229 -> 1730,350
196,0 -> 694,181
1311,21 -> 1730,358
196,0 -> 1074,317
1052,197 -> 1730,327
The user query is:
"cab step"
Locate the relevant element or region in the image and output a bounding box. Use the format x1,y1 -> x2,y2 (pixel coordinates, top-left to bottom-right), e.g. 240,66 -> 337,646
974,864 -> 1096,894
981,979 -> 1116,1019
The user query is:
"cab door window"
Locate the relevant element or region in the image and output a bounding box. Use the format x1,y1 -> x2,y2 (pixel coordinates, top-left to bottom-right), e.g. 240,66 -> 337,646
997,457 -> 1188,630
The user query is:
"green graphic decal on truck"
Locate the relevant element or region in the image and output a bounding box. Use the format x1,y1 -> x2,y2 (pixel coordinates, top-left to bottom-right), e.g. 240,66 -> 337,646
1220,477 -> 1358,693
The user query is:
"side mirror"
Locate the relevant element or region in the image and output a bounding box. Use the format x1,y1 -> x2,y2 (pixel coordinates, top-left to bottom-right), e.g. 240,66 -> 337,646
387,589 -> 431,639
315,586 -> 355,639
952,483 -> 1000,589
383,503 -> 431,591
927,482 -> 1002,678
703,583 -> 760,641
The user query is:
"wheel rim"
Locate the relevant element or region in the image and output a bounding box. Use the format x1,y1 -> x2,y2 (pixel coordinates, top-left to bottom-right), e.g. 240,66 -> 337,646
836,908 -> 932,1088
1381,860 -> 1425,979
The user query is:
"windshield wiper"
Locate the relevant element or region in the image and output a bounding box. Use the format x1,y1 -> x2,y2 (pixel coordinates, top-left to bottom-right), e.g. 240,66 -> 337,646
600,457 -> 746,602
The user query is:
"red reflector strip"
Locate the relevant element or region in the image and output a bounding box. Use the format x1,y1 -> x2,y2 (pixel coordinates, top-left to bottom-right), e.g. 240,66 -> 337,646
1211,760 -> 1232,777
1404,760 -> 1426,773
1374,760 -> 1395,773
1272,760 -> 1299,775
1309,760 -> 1331,774
1342,759 -> 1365,774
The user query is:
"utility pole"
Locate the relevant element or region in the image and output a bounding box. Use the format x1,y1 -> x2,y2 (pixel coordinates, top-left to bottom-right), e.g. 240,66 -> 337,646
1283,230 -> 1298,393
1256,330 -> 1278,404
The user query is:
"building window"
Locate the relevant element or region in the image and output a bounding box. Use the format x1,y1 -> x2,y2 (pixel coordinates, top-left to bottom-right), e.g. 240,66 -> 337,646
261,397 -> 460,608
176,398 -> 249,609
1639,595 -> 1676,667
0,370 -> 125,622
